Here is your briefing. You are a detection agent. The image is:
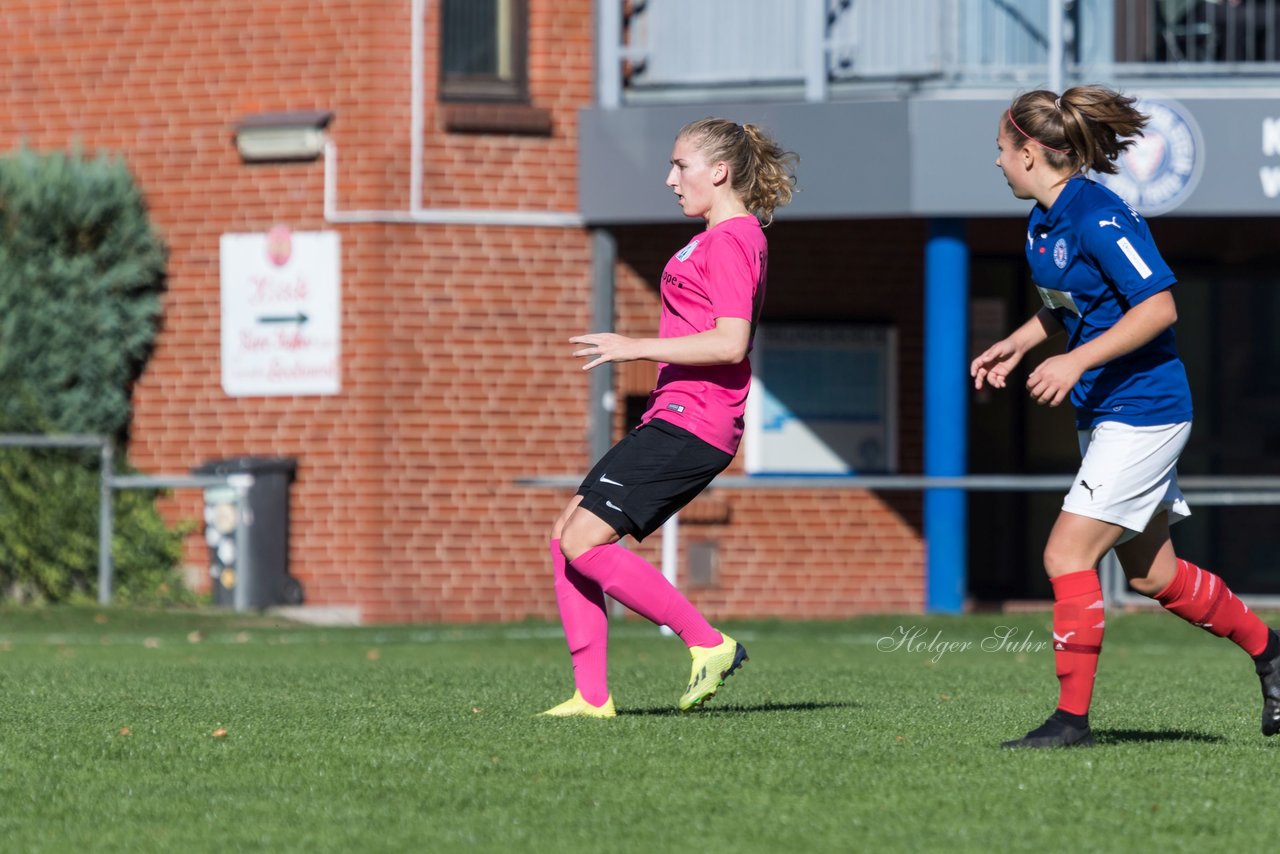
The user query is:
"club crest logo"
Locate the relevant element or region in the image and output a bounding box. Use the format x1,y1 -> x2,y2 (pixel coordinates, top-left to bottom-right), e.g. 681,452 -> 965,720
1096,98 -> 1203,216
675,239 -> 699,262
265,224 -> 293,266
1053,238 -> 1068,268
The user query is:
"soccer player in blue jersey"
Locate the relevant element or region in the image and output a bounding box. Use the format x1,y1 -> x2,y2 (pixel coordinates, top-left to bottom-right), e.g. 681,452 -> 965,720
971,85 -> 1280,748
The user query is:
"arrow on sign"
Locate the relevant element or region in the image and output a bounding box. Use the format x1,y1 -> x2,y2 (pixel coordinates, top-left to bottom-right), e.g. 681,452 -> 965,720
257,312 -> 309,325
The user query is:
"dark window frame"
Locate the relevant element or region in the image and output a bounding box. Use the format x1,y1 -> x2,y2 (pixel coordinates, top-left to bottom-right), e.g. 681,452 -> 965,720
440,0 -> 530,104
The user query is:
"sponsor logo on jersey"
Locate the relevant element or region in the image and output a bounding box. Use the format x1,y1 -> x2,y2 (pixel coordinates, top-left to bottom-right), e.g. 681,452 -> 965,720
1096,98 -> 1203,216
675,239 -> 700,262
1116,237 -> 1154,279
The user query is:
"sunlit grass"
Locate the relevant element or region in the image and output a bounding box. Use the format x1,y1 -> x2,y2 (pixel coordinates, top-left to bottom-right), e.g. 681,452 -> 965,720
0,606 -> 1276,852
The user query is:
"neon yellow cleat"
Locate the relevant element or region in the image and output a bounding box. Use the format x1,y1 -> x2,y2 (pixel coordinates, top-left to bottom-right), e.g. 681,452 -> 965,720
679,632 -> 748,711
539,690 -> 617,718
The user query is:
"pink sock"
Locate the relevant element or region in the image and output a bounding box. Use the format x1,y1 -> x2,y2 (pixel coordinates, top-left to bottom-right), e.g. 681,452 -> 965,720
570,543 -> 722,649
550,539 -> 610,707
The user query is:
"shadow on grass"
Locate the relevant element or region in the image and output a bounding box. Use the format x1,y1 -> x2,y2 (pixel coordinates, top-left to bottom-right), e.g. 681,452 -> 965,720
623,700 -> 860,717
1094,728 -> 1224,744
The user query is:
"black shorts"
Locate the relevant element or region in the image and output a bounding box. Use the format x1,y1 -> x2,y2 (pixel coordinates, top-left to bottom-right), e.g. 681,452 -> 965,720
576,419 -> 733,541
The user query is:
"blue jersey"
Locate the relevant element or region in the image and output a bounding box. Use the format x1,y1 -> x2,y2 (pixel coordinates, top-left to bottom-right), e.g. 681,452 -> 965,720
1025,175 -> 1192,429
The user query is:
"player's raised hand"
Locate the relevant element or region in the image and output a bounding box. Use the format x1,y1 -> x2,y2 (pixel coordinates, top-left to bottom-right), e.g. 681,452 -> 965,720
570,332 -> 641,371
970,339 -> 1022,390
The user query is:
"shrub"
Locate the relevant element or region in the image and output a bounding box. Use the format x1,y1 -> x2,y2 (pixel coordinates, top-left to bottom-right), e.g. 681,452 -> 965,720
0,148 -> 187,603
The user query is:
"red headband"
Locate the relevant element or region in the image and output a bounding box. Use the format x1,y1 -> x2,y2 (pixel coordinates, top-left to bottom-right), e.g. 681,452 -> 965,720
1007,109 -> 1069,155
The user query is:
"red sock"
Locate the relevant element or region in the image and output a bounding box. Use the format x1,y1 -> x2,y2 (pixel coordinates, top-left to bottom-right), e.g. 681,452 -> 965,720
1154,558 -> 1270,657
1051,569 -> 1106,716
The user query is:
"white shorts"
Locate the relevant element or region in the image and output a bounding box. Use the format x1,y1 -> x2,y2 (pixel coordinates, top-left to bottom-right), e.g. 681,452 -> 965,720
1063,421 -> 1192,544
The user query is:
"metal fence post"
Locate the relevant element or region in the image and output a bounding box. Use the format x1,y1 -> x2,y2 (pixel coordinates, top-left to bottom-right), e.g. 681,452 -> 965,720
596,0 -> 622,108
98,437 -> 115,605
659,511 -> 679,637
2,436 -> 266,609
231,474 -> 255,613
804,0 -> 829,102
1048,0 -> 1066,92
589,228 -> 617,464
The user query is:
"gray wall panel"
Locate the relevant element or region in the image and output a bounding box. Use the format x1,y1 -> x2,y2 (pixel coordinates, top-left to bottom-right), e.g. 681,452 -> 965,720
579,93 -> 1280,223
1176,96 -> 1280,214
909,98 -> 1028,216
579,101 -> 912,224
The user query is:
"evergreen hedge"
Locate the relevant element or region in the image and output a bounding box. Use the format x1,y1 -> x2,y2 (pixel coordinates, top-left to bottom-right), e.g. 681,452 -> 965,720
0,148 -> 189,603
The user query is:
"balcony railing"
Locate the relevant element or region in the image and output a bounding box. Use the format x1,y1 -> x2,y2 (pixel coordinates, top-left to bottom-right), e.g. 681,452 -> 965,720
1116,0 -> 1280,65
604,0 -> 1280,105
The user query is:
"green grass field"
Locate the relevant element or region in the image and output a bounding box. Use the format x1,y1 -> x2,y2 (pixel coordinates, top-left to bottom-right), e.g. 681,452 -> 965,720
1,606 -> 1277,853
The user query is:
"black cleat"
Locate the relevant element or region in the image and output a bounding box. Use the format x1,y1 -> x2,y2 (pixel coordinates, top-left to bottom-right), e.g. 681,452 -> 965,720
1255,630 -> 1280,737
1002,710 -> 1095,749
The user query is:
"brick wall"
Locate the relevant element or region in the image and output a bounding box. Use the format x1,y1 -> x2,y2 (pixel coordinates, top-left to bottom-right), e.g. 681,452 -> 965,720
0,0 -> 925,622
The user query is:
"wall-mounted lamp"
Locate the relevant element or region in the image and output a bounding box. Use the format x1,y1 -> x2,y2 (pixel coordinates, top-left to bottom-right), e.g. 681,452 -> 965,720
234,110 -> 334,163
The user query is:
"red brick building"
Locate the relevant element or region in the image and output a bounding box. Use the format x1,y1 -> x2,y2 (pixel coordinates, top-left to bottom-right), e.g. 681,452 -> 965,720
14,2 -> 1280,620
0,1 -> 926,622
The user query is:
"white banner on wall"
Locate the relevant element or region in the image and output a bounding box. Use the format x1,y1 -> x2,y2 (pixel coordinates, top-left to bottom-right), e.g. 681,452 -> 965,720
744,324 -> 897,475
220,227 -> 341,397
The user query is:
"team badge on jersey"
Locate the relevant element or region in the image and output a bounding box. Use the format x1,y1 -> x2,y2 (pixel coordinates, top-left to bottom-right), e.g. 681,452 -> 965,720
1053,238 -> 1069,269
675,239 -> 700,262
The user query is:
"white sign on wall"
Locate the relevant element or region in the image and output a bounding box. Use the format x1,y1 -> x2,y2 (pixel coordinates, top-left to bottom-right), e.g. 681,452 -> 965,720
744,324 -> 897,475
220,227 -> 341,396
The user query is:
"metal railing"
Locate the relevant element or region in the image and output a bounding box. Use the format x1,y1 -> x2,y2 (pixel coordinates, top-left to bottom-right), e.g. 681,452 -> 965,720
0,434 -> 252,607
605,0 -> 1280,106
519,472 -> 1280,610
1117,0 -> 1280,65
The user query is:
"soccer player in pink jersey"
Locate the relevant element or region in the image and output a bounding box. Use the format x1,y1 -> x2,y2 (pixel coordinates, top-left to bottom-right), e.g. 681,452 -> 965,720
541,118 -> 797,717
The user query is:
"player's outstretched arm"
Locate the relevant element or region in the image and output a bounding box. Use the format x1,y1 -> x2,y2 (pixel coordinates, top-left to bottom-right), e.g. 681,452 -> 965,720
571,317 -> 751,371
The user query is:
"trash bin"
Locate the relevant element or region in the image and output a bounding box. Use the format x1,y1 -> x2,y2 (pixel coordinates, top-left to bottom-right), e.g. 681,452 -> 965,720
194,456 -> 302,610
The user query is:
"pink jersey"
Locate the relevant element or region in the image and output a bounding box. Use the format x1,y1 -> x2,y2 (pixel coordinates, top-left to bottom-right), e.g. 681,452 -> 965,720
640,215 -> 768,455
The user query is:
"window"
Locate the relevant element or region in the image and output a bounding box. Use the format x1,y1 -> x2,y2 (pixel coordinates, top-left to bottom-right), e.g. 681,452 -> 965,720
744,324 -> 898,475
440,0 -> 528,103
